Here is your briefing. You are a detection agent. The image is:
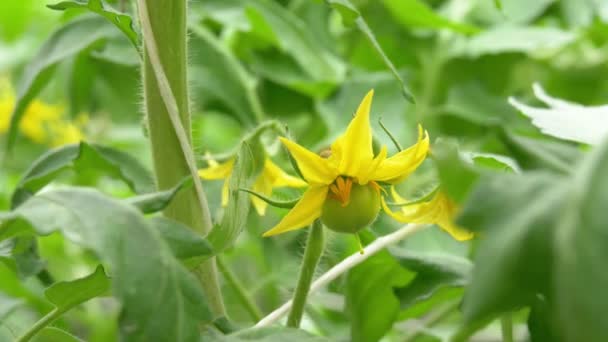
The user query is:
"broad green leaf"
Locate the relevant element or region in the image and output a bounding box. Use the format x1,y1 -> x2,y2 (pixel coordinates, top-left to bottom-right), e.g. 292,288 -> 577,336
509,83 -> 608,145
124,178 -> 191,214
431,140 -> 481,203
203,326 -> 329,341
528,297 -> 560,342
382,0 -> 479,34
457,138 -> 608,339
499,0 -> 554,24
392,249 -> 472,310
6,16 -> 120,151
47,0 -> 140,52
462,26 -> 576,57
457,172 -> 560,331
11,142 -> 154,208
553,138 -> 608,341
206,124 -> 267,252
498,130 -> 582,174
346,232 -> 414,342
150,217 -> 215,268
31,327 -> 84,342
189,24 -> 263,126
44,265 -> 109,311
0,187 -> 212,341
245,0 -> 345,96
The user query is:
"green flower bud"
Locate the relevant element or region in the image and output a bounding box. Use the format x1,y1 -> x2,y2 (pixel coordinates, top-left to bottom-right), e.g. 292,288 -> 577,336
321,180 -> 381,234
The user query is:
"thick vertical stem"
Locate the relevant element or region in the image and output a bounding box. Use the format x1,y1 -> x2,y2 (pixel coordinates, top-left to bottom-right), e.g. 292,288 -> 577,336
140,0 -> 225,316
287,220 -> 325,327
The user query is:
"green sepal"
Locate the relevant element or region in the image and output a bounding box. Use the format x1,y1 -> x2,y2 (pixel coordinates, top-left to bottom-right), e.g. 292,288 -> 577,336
238,188 -> 300,209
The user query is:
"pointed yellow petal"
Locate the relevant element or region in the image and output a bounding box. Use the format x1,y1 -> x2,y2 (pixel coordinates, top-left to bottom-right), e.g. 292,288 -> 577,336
262,186 -> 328,237
330,90 -> 375,178
381,192 -> 473,241
390,186 -> 407,203
357,145 -> 387,185
280,137 -> 337,185
250,173 -> 272,216
263,159 -> 307,188
372,126 -> 429,183
198,158 -> 235,180
437,220 -> 474,241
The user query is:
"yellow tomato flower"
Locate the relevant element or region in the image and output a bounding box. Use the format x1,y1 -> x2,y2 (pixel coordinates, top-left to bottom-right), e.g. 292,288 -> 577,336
198,157 -> 307,216
0,78 -> 85,146
263,90 -> 430,237
381,187 -> 473,241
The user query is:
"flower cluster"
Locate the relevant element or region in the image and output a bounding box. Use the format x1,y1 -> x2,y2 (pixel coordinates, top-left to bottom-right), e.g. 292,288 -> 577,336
199,90 -> 472,241
0,78 -> 86,147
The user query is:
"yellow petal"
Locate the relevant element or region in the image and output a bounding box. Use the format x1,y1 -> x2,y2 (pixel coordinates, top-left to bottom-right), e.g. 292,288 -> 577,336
198,158 -> 235,180
330,90 -> 375,178
372,125 -> 430,183
390,186 -> 407,203
250,171 -> 273,216
381,191 -> 473,241
263,186 -> 328,237
263,159 -> 307,188
280,137 -> 337,185
357,145 -> 387,185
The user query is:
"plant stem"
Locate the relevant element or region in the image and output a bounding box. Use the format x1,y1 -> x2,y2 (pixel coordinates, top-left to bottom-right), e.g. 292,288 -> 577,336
256,223 -> 427,327
217,256 -> 263,322
138,0 -> 225,316
15,308 -> 61,342
501,314 -> 514,342
287,220 -> 325,328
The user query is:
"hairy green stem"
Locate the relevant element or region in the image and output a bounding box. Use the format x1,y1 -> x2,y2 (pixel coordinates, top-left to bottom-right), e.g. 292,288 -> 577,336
501,314 -> 514,342
138,0 -> 225,316
287,220 -> 325,327
217,257 -> 263,322
15,308 -> 60,342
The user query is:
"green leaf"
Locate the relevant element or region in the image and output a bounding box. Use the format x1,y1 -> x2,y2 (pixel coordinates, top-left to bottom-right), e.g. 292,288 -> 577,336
382,0 -> 479,34
508,83 -> 608,145
498,130 -> 582,174
327,0 -> 360,27
45,265 -> 109,313
31,327 -> 84,342
47,0 -> 140,52
462,26 -> 576,57
11,142 -> 154,208
431,140 -> 481,203
457,138 -> 608,339
245,0 -> 345,95
124,178 -> 191,214
392,249 -> 472,310
329,0 -> 414,103
5,15 -> 120,152
203,326 -> 329,341
346,232 -> 414,342
189,24 -> 263,126
150,216 -> 215,268
553,138 -> 608,341
206,124 -> 267,252
0,187 -> 213,340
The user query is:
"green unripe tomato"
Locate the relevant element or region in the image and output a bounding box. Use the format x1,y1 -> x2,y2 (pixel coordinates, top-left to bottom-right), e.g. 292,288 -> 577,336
321,182 -> 381,234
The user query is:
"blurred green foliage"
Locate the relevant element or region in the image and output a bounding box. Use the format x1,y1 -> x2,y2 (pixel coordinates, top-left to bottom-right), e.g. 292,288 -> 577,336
1,0 -> 608,341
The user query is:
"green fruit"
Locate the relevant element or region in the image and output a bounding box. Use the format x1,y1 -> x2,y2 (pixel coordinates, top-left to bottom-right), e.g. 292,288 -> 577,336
321,182 -> 381,234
